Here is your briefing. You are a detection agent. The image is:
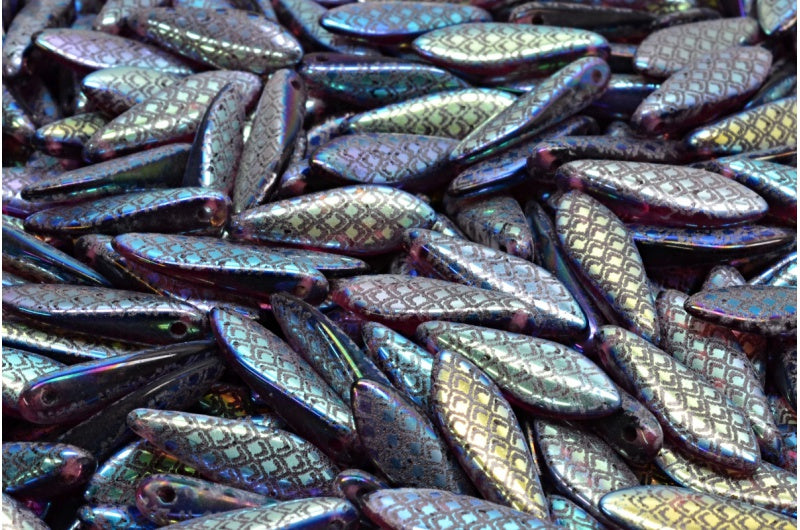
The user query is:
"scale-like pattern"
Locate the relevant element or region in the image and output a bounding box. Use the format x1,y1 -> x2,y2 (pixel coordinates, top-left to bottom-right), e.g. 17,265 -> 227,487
23,143 -> 190,202
455,196 -> 534,260
347,88 -> 514,139
686,97 -> 797,156
529,136 -> 690,174
263,247 -> 368,275
557,160 -> 767,227
703,265 -> 746,290
555,191 -> 660,344
749,251 -> 798,287
633,47 -> 772,135
81,66 -> 182,117
274,0 -> 376,55
656,444 -> 797,515
600,486 -> 796,529
128,7 -> 301,73
598,326 -> 761,473
114,233 -> 327,302
405,229 -> 586,338
32,112 -> 107,157
210,308 -> 359,464
24,187 -> 230,237
2,284 -> 206,344
452,57 -> 609,162
363,489 -> 553,530
229,185 -> 436,256
155,498 -> 358,529
85,70 -> 261,160
353,379 -> 473,493
321,2 -> 490,44
634,18 -> 760,78
334,274 -> 543,335
1,493 -> 49,530
419,321 -> 619,418
2,320 -> 140,363
757,0 -> 797,34
2,442 -> 95,495
657,289 -> 783,459
534,419 -> 638,522
85,440 -> 201,505
3,0 -> 75,77
362,322 -> 434,413
34,29 -> 192,74
184,84 -> 243,195
685,285 -> 796,335
300,53 -> 468,108
127,409 -> 340,499
412,22 -> 609,81
450,115 -> 595,196
702,156 -> 797,224
548,495 -> 604,530
433,351 -> 549,519
2,347 -> 65,415
311,133 -> 457,192
93,0 -> 168,34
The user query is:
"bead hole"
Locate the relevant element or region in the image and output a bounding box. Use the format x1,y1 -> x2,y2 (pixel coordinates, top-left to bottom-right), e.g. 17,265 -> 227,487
40,389 -> 58,406
169,321 -> 188,338
622,425 -> 638,442
156,486 -> 176,504
591,69 -> 603,84
290,79 -> 301,90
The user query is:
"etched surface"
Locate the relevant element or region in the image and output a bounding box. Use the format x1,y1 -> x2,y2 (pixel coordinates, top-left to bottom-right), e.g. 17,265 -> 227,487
127,409 -> 339,499
600,486 -> 796,529
455,196 -> 534,260
81,66 -> 182,117
684,285 -> 797,335
433,351 -> 548,518
634,18 -> 761,78
555,191 -> 659,344
598,326 -> 761,473
2,348 -> 65,415
229,185 -> 436,256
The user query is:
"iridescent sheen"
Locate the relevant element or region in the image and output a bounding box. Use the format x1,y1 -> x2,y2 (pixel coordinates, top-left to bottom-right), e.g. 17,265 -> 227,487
81,66 -> 183,117
418,321 -> 618,418
24,188 -> 230,237
273,0 -> 377,55
361,322 -> 434,413
2,0 -> 75,78
22,144 -> 191,203
451,57 -> 610,162
127,409 -> 340,498
92,0 -> 168,34
352,379 -> 473,493
556,191 -> 660,345
634,18 -> 761,78
2,284 -> 208,344
534,419 -> 638,523
210,308 -> 359,464
599,486 -> 796,530
229,185 -> 436,256
598,326 -> 761,474
33,29 -> 193,75
549,494 -> 604,530
113,233 -> 328,303
321,2 -> 491,44
405,229 -> 586,339
311,133 -> 457,191
31,112 -> 107,158
556,160 -> 767,227
454,196 -> 534,260
2,442 -> 96,496
2,348 -> 65,417
588,74 -> 659,120
127,8 -> 302,74
135,474 -> 276,525
684,285 -> 796,335
299,53 -> 468,108
432,351 -> 549,518
412,23 -> 609,82
685,97 -> 797,156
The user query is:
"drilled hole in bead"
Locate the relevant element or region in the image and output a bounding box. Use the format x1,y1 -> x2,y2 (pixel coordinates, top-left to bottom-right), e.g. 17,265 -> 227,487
40,389 -> 58,406
156,486 -> 176,504
622,425 -> 638,442
197,205 -> 214,222
170,321 -> 188,338
591,69 -> 603,84
290,79 -> 301,90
